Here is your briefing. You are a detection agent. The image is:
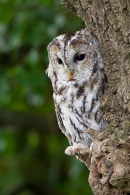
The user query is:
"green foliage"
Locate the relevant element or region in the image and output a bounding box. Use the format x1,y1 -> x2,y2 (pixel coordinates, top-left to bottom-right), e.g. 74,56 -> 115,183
0,0 -> 93,194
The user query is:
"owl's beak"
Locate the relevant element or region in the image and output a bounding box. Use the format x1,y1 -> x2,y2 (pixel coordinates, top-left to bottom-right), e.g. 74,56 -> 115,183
67,70 -> 74,80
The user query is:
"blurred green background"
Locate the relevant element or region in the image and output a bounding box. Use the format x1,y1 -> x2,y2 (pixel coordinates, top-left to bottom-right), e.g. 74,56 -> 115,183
0,0 -> 93,194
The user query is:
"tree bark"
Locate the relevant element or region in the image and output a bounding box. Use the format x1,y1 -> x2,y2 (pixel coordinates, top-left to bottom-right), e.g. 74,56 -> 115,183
61,0 -> 130,194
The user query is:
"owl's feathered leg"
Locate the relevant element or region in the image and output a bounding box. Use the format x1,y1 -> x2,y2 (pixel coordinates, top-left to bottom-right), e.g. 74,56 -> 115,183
65,128 -> 99,156
65,128 -> 102,168
65,143 -> 92,168
65,144 -> 91,168
65,144 -> 90,156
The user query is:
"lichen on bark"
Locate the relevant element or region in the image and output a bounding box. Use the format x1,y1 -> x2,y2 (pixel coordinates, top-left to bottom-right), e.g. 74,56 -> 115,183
61,0 -> 130,194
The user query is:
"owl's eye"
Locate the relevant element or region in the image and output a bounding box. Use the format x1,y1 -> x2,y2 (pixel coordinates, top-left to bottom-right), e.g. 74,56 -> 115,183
57,58 -> 63,65
74,54 -> 85,62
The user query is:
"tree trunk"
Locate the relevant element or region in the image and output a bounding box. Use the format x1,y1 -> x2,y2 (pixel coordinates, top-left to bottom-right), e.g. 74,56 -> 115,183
61,0 -> 130,194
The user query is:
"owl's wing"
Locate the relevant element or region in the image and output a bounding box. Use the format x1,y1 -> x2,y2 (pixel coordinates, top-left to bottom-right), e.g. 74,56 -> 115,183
54,102 -> 66,134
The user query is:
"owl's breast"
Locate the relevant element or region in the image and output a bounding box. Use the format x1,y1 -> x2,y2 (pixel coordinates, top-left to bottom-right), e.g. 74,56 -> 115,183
53,80 -> 106,147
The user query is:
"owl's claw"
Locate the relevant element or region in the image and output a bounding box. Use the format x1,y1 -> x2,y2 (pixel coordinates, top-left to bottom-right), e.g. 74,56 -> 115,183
65,145 -> 90,156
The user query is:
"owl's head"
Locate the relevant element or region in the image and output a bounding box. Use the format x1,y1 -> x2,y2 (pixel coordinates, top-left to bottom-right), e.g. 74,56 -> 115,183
46,29 -> 104,83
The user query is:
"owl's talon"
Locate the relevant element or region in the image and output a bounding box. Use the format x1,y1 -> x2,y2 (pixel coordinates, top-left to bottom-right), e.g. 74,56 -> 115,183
65,146 -> 76,156
65,145 -> 90,156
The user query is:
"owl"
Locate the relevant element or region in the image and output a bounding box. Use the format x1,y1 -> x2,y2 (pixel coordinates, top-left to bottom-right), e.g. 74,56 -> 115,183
46,29 -> 107,156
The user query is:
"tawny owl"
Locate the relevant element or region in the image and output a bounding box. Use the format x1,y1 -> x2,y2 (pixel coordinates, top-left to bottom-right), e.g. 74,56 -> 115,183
46,29 -> 107,156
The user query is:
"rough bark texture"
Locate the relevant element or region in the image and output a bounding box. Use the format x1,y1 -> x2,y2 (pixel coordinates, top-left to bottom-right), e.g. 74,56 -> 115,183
61,0 -> 130,194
